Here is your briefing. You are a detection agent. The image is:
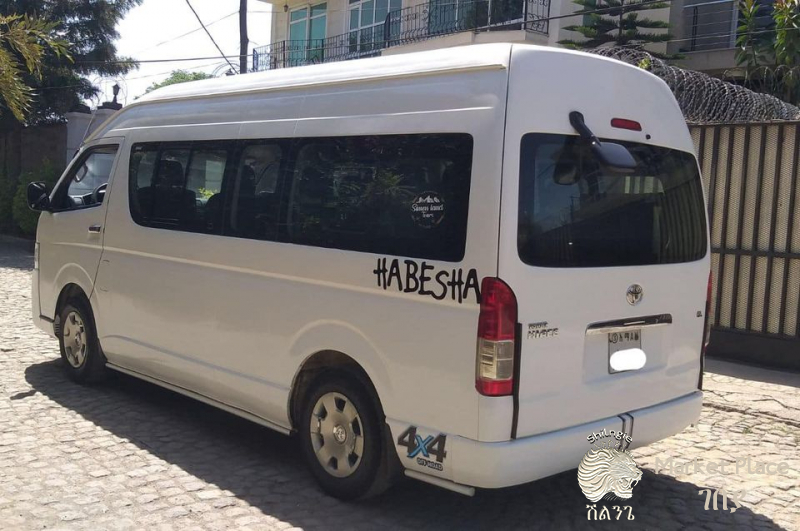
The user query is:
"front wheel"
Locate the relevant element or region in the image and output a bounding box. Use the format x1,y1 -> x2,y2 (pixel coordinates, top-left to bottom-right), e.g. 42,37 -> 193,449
299,374 -> 389,500
58,299 -> 107,384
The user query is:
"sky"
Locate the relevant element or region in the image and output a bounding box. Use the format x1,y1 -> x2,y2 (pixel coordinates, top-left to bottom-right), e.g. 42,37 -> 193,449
94,0 -> 275,105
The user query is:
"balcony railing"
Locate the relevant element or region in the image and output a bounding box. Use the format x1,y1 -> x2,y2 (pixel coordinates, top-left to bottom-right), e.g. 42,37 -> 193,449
253,0 -> 550,71
680,0 -> 773,53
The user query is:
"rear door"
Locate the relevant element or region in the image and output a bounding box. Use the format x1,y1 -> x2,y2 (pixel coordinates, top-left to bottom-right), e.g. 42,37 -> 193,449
500,47 -> 710,439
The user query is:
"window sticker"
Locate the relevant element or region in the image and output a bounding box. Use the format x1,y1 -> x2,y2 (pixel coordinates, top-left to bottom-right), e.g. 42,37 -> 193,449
410,191 -> 446,229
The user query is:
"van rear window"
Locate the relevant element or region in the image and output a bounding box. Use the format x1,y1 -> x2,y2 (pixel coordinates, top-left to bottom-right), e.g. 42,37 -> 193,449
518,133 -> 707,268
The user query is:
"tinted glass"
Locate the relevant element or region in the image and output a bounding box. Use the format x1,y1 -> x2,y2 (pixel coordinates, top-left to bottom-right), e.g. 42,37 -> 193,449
227,142 -> 286,240
129,143 -> 232,233
186,148 -> 228,233
286,134 -> 473,261
518,133 -> 707,267
58,146 -> 118,209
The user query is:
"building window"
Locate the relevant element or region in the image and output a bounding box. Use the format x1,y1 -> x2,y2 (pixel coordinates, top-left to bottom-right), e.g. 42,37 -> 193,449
348,0 -> 401,54
289,3 -> 327,65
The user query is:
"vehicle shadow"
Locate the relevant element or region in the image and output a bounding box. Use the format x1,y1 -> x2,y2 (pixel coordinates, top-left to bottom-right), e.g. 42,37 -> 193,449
25,359 -> 785,530
706,356 -> 800,388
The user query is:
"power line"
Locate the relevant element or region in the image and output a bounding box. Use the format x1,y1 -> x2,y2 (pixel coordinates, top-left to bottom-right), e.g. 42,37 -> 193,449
133,11 -> 238,54
183,0 -> 238,73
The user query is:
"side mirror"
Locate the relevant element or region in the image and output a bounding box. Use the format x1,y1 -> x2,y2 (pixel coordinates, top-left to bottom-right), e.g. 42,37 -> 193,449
26,182 -> 51,212
553,160 -> 579,185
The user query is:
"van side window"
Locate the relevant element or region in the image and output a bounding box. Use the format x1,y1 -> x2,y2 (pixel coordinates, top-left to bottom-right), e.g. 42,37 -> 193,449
285,134 -> 472,262
129,143 -> 233,233
53,146 -> 118,210
227,141 -> 286,240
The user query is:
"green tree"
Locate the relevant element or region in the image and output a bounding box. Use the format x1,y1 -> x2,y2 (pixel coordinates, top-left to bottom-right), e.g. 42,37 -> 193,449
773,0 -> 800,103
559,0 -> 673,55
0,14 -> 69,122
735,0 -> 772,71
143,70 -> 215,95
0,0 -> 143,125
735,0 -> 800,104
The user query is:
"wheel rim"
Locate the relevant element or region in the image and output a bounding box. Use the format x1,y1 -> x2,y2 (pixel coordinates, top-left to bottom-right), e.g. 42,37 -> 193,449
62,311 -> 87,368
309,391 -> 364,478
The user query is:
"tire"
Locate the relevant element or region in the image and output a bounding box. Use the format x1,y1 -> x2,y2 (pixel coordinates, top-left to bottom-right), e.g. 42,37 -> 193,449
58,299 -> 107,384
299,373 -> 392,500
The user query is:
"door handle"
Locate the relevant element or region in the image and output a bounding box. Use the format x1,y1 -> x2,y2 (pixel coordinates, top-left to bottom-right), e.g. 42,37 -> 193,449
88,224 -> 102,234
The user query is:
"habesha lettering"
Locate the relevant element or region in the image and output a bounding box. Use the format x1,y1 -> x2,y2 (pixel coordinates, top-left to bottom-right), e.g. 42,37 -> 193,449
373,258 -> 481,304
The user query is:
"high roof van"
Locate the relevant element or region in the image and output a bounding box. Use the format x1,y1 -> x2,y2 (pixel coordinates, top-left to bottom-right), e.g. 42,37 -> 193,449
28,43 -> 709,499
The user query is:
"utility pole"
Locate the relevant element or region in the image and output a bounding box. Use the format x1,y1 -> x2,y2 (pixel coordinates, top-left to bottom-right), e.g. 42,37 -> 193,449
239,0 -> 249,74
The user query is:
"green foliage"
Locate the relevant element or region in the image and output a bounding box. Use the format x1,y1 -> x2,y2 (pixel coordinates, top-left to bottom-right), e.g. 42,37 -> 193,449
0,0 -> 143,126
735,0 -> 773,69
0,171 -> 15,231
558,0 -> 674,56
734,0 -> 800,105
143,70 -> 216,96
0,14 -> 70,122
11,158 -> 60,236
773,0 -> 800,102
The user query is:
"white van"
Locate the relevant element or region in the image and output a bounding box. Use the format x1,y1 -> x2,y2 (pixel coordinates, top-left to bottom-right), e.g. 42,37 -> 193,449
28,43 -> 709,499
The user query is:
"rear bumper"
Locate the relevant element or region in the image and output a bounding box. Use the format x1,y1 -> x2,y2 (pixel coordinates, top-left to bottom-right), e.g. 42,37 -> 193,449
450,391 -> 702,489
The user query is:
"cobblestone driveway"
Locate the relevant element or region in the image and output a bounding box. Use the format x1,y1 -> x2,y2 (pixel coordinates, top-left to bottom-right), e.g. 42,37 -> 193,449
1,240 -> 799,530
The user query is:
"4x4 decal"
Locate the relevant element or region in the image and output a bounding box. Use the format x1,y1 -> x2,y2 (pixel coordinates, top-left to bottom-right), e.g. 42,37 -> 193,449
397,426 -> 447,471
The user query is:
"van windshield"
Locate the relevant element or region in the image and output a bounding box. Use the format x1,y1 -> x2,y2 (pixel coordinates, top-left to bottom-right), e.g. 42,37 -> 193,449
518,133 -> 707,268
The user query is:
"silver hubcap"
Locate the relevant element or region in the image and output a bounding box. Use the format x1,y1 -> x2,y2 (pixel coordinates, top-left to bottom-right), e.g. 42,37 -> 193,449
62,311 -> 87,368
310,392 -> 364,478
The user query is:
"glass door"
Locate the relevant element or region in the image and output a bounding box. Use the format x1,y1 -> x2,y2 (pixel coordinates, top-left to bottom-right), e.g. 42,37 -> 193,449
288,3 -> 327,66
348,0 -> 401,54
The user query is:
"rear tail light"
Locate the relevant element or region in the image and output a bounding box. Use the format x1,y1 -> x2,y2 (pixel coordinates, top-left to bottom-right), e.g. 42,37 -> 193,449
476,277 -> 517,396
611,118 -> 642,131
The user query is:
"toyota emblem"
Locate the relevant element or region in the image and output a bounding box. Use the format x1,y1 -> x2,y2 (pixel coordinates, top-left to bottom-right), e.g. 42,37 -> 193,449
626,284 -> 643,305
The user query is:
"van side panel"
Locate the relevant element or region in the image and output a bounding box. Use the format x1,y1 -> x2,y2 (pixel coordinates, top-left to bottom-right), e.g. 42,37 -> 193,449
97,67 -> 509,458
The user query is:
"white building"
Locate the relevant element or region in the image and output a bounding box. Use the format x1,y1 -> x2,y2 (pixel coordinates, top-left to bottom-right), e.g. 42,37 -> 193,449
254,0 -> 756,77
253,0 -> 571,70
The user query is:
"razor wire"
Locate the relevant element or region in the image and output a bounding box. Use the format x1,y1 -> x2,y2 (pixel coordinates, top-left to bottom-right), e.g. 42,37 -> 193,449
588,47 -> 800,124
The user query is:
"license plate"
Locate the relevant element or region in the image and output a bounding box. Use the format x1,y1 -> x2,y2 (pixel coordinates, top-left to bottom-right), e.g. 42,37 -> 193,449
608,330 -> 641,373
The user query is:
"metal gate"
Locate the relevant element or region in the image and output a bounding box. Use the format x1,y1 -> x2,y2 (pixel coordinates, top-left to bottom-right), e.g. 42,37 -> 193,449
689,121 -> 800,370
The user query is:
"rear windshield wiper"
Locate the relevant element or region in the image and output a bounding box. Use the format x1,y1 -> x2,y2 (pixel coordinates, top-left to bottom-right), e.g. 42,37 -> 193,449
569,111 -> 637,173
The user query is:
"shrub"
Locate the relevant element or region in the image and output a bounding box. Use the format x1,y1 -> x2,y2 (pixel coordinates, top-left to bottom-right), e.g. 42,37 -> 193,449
11,159 -> 62,237
0,173 -> 16,232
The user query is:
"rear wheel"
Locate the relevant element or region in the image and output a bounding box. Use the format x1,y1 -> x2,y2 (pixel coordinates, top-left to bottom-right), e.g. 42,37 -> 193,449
58,299 -> 107,384
299,374 -> 389,500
